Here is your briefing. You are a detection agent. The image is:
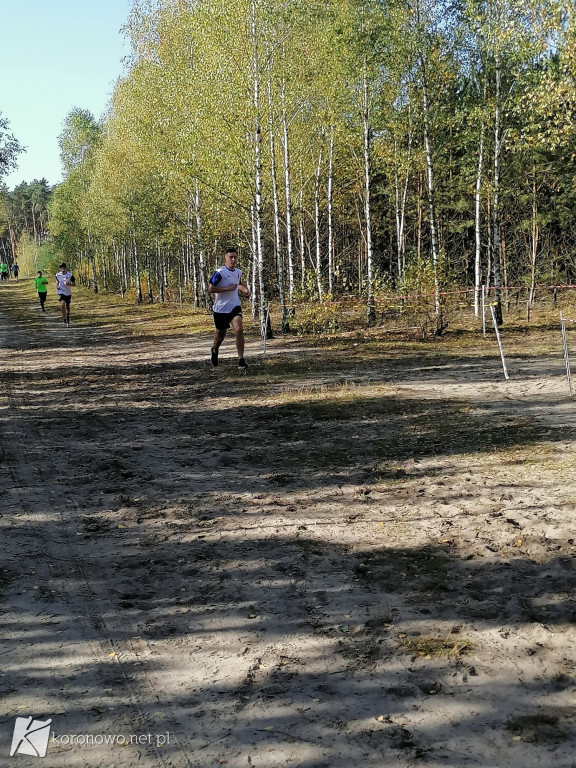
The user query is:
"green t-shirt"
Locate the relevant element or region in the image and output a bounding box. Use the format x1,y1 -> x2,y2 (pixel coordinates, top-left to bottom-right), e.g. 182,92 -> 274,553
35,276 -> 48,292
0,264 -> 8,274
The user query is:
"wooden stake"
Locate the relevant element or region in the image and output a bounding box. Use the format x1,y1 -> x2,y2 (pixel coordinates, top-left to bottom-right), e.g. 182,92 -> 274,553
262,303 -> 271,358
561,313 -> 573,399
490,303 -> 509,380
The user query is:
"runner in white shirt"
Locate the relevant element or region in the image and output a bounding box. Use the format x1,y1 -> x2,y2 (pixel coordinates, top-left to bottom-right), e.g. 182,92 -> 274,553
55,262 -> 76,326
208,248 -> 251,369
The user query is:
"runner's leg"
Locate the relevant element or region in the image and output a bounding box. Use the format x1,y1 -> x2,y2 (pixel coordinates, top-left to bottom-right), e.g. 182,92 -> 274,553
213,328 -> 226,351
231,315 -> 245,360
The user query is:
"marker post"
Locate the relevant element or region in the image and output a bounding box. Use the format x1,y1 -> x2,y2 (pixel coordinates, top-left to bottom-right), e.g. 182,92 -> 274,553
561,312 -> 573,399
490,303 -> 509,380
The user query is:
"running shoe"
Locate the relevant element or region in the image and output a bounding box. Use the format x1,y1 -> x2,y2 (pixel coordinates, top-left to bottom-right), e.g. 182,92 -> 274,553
211,347 -> 219,367
238,357 -> 248,370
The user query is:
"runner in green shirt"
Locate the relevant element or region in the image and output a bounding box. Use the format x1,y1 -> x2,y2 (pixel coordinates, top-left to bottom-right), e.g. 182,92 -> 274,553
35,271 -> 48,311
0,263 -> 8,281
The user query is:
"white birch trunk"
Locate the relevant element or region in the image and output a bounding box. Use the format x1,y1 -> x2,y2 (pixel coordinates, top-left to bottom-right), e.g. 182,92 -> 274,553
267,77 -> 287,329
250,203 -> 258,320
492,54 -> 503,325
362,73 -> 374,324
194,182 -> 209,309
299,189 -> 306,292
280,80 -> 294,308
529,161 -> 538,307
250,0 -> 267,334
420,57 -> 440,315
474,126 -> 485,316
314,147 -> 323,301
327,130 -> 334,296
394,129 -> 411,281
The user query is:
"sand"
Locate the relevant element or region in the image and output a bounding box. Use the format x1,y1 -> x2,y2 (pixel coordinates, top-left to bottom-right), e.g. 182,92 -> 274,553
1,280 -> 576,767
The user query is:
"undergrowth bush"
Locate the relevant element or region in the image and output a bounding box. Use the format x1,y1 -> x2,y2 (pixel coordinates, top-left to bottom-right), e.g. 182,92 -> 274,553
290,303 -> 340,334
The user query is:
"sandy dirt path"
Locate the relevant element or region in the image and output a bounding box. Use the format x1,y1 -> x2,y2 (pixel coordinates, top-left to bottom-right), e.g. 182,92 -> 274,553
2,281 -> 576,767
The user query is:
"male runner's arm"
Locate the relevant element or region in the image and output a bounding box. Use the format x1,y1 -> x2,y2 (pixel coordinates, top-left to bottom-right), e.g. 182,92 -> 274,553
238,283 -> 251,298
208,283 -> 237,294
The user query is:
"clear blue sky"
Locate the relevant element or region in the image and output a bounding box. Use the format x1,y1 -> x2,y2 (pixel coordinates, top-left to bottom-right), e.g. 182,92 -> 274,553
1,0 -> 132,190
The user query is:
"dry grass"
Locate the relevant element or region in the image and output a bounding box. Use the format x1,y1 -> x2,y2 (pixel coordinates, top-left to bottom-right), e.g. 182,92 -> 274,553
397,633 -> 474,658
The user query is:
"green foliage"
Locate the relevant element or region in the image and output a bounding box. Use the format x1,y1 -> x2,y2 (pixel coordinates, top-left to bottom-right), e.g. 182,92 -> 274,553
400,254 -> 439,296
59,109 -> 102,178
16,234 -> 38,276
15,231 -> 58,278
0,112 -> 23,181
290,303 -> 340,334
36,242 -> 60,275
0,179 -> 52,264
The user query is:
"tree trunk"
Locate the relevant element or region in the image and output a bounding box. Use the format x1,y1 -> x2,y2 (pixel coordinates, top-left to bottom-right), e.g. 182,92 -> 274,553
90,251 -> 98,294
158,242 -> 165,303
327,130 -> 334,296
87,231 -> 98,294
362,67 -> 375,325
100,246 -> 108,291
267,76 -> 288,331
194,182 -> 210,309
280,79 -> 294,311
132,233 -> 142,303
146,251 -> 153,303
314,146 -> 323,302
394,129 -> 411,282
250,203 -> 258,320
299,190 -> 306,292
250,0 -> 268,337
528,159 -> 539,307
474,124 -> 485,316
420,54 -> 440,316
121,242 -> 128,297
492,54 -> 503,326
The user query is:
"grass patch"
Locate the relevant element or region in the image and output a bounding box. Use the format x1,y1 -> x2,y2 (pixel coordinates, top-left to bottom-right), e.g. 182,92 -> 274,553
398,634 -> 474,657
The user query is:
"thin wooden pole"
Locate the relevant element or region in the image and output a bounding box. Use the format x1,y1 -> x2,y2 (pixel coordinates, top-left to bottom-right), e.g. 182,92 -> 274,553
482,285 -> 487,338
490,303 -> 509,380
262,304 -> 271,358
561,313 -> 573,399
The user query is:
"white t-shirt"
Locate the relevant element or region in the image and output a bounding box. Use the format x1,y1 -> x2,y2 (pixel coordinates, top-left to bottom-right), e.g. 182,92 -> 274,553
211,266 -> 242,313
56,271 -> 73,296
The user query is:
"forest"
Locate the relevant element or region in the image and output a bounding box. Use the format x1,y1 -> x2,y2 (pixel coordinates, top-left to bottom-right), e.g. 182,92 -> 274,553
4,0 -> 576,332
0,180 -> 52,266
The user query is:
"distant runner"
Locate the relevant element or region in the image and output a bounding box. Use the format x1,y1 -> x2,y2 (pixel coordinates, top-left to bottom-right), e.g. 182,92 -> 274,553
35,270 -> 48,311
11,262 -> 19,281
0,262 -> 8,281
208,248 -> 251,370
55,262 -> 76,326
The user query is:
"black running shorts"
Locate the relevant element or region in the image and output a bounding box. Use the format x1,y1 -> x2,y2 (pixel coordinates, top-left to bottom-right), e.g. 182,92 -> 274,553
213,305 -> 242,331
